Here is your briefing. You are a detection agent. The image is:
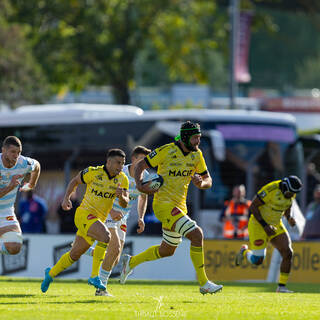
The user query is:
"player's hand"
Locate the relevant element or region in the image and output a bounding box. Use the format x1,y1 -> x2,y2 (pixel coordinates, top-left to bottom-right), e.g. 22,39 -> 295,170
110,210 -> 123,221
191,174 -> 202,188
62,198 -> 72,211
263,224 -> 277,236
115,184 -> 125,198
9,174 -> 24,189
136,181 -> 159,195
19,182 -> 33,192
287,216 -> 296,227
137,218 -> 145,234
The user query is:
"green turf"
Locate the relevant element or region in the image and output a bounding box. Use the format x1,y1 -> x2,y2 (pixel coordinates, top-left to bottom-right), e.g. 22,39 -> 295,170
0,278 -> 319,320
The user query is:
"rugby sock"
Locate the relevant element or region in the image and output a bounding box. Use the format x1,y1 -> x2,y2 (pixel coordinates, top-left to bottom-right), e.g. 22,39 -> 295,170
245,249 -> 253,263
0,242 -> 9,255
91,242 -> 108,278
100,268 -> 112,286
49,252 -> 75,278
130,245 -> 161,269
278,272 -> 289,286
190,245 -> 208,287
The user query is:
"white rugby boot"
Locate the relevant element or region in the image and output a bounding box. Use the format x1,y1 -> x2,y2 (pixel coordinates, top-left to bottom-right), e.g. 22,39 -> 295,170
235,244 -> 248,266
200,280 -> 223,295
120,254 -> 133,284
276,286 -> 293,293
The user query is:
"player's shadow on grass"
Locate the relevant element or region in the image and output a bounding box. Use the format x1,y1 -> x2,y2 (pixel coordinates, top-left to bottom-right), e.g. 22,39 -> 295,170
46,300 -> 118,304
0,294 -> 36,298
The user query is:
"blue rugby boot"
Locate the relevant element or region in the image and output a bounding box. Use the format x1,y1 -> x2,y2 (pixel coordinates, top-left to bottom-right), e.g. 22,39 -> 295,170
41,267 -> 53,293
88,276 -> 106,290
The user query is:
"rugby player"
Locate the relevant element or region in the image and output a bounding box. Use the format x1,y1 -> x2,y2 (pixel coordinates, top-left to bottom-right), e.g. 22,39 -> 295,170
0,136 -> 40,255
120,121 -> 223,295
235,176 -> 302,293
41,149 -> 129,293
87,146 -> 150,296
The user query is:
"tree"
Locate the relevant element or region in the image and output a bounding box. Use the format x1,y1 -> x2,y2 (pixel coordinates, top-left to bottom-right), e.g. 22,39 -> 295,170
0,0 -> 50,108
11,0 -> 228,104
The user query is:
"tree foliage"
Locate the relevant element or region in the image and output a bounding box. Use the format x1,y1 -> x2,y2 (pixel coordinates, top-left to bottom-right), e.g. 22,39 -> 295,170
10,0 -> 229,104
0,0 -> 50,108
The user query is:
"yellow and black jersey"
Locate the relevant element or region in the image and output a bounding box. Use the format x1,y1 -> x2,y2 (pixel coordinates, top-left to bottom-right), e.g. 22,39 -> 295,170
145,142 -> 208,212
256,180 -> 295,225
79,165 -> 129,222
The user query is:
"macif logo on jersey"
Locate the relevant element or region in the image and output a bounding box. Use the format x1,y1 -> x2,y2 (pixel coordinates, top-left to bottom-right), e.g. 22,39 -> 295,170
169,169 -> 193,177
91,188 -> 115,199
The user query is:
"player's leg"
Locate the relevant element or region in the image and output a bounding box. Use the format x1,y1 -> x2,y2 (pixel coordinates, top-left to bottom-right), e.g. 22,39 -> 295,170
98,228 -> 120,287
41,235 -> 90,293
120,240 -> 176,284
183,220 -> 223,294
270,227 -> 293,293
96,224 -> 126,296
111,222 -> 127,268
86,219 -> 110,289
236,217 -> 267,266
0,222 -> 23,255
120,205 -> 181,284
52,235 -> 90,277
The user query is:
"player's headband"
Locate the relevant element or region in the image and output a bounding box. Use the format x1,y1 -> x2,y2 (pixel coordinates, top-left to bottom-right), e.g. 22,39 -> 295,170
175,126 -> 201,142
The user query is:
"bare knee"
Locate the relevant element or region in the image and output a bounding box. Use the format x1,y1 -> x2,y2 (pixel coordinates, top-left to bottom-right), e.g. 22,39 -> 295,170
5,243 -> 22,255
186,227 -> 203,246
159,246 -> 176,257
69,249 -> 82,261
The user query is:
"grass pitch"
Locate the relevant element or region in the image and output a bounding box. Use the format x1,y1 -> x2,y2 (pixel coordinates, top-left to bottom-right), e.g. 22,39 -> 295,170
0,278 -> 319,320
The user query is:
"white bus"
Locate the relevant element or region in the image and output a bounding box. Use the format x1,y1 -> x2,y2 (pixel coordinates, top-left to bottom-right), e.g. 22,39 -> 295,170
0,104 -> 304,237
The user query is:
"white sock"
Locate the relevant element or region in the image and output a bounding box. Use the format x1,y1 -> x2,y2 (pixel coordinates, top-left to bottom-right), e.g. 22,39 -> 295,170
100,268 -> 111,286
246,250 -> 253,263
0,242 -> 9,255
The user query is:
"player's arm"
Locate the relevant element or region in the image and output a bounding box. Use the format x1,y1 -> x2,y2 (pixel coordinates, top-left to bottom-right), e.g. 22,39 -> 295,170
284,206 -> 296,227
137,193 -> 148,234
191,171 -> 212,189
0,174 -> 24,198
249,195 -> 276,236
61,172 -> 83,211
134,159 -> 156,194
116,187 -> 129,208
20,160 -> 41,192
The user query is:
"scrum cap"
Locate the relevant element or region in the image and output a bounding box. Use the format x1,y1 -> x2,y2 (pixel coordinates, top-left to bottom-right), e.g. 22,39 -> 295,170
175,121 -> 201,149
281,175 -> 302,193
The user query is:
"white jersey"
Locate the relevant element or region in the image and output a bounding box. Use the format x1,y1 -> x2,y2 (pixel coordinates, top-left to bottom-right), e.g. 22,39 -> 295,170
111,164 -> 148,222
0,154 -> 37,218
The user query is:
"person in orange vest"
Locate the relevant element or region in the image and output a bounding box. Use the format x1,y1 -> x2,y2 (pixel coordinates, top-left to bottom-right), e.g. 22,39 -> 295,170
222,185 -> 251,239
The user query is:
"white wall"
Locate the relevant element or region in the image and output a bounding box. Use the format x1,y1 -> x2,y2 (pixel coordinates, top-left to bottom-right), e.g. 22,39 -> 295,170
0,235 -> 195,281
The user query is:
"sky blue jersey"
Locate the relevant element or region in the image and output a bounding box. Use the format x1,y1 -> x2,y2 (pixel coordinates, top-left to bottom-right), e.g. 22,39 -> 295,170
0,154 -> 37,217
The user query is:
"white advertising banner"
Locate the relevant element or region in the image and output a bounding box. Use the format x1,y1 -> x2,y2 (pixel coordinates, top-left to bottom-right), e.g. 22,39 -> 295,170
0,235 -> 195,281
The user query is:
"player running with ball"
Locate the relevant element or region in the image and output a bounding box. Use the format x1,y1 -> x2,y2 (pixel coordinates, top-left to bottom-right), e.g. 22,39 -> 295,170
120,121 -> 223,295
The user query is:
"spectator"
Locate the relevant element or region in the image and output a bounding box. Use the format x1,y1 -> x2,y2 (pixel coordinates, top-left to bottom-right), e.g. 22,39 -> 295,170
221,185 -> 251,239
306,163 -> 320,205
57,192 -> 79,233
301,184 -> 320,240
18,191 -> 47,233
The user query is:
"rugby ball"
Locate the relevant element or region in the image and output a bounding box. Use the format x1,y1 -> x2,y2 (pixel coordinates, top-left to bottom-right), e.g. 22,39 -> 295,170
141,173 -> 164,190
